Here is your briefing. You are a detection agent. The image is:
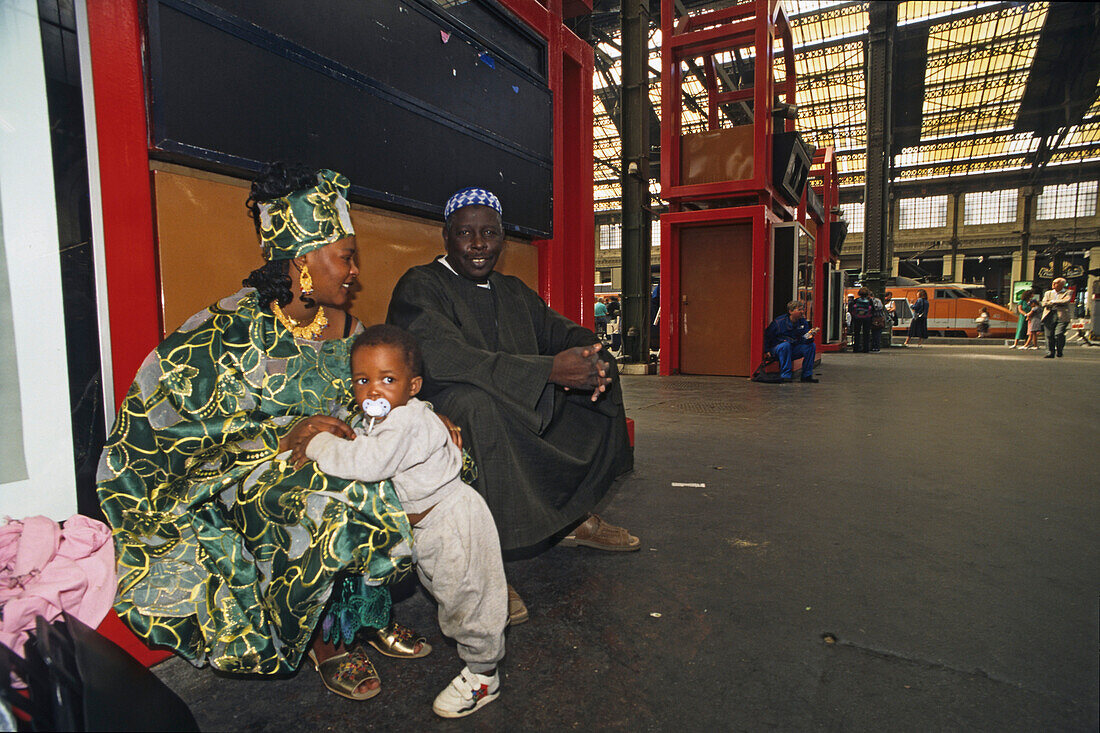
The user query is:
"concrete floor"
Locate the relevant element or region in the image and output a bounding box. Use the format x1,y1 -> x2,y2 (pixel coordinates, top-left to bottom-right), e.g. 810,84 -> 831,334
153,343 -> 1100,732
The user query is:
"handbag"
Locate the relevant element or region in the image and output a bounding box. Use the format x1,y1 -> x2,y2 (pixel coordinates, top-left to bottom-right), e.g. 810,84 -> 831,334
0,613 -> 198,731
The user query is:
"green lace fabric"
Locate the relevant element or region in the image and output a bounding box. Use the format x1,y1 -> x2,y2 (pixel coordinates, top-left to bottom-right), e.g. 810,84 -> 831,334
322,575 -> 391,646
96,289 -> 413,674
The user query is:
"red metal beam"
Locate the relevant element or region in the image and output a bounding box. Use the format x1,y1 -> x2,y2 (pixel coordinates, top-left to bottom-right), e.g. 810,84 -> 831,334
667,18 -> 756,53
502,0 -> 594,328
683,3 -> 757,32
86,0 -> 161,408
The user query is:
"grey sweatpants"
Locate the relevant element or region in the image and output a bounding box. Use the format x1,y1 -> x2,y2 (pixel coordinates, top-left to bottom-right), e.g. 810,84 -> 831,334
412,483 -> 507,673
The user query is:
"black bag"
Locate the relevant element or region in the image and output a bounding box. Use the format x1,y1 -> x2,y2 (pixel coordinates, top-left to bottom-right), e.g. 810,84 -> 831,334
0,613 -> 198,732
751,356 -> 785,383
871,301 -> 886,328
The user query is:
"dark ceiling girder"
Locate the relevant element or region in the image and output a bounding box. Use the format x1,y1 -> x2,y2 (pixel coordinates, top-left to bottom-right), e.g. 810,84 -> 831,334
889,142 -> 1100,177
1016,3 -> 1100,173
885,160 -> 1100,200
891,24 -> 928,151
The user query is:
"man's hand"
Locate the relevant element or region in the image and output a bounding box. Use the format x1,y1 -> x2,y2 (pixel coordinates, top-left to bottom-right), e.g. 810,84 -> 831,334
550,343 -> 613,402
282,416 -> 354,469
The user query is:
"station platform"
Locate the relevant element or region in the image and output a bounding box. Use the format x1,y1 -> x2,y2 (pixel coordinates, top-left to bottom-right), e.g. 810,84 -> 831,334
152,344 -> 1100,731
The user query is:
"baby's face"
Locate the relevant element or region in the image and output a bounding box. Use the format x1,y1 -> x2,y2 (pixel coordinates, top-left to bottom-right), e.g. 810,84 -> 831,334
351,344 -> 422,420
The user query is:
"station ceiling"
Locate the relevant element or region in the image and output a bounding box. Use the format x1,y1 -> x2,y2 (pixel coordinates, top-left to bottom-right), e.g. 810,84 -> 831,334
586,1 -> 1100,211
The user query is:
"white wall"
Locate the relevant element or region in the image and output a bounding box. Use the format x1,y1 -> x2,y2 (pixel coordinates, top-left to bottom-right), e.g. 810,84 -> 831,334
0,0 -> 78,519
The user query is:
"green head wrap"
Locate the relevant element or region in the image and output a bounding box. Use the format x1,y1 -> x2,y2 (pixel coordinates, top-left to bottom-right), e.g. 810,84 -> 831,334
257,169 -> 355,260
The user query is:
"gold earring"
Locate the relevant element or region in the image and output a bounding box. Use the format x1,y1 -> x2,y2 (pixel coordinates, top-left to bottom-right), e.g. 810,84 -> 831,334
299,264 -> 314,296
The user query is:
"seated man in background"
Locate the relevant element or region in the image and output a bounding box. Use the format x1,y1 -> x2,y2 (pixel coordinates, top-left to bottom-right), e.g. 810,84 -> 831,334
386,188 -> 637,620
765,300 -> 819,383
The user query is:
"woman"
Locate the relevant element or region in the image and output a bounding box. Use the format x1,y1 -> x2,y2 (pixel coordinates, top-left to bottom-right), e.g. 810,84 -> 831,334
1023,293 -> 1042,349
904,289 -> 929,347
1010,289 -> 1032,348
97,164 -> 442,700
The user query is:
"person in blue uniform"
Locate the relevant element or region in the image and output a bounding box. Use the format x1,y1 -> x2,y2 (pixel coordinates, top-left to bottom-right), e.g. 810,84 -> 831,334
764,300 -> 820,382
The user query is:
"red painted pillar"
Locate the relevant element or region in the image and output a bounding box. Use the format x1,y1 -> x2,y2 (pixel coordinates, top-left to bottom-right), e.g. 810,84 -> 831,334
505,0 -> 594,329
86,0 -> 161,407
86,0 -> 173,667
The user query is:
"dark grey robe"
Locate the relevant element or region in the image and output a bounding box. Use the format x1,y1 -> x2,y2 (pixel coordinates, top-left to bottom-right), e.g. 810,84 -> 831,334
386,260 -> 633,550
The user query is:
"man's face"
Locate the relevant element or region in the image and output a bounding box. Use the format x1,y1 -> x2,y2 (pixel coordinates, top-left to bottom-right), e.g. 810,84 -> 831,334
1053,279 -> 1065,292
443,205 -> 504,282
789,305 -> 806,323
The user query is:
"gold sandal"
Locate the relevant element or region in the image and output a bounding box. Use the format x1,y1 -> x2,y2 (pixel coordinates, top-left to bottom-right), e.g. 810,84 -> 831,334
367,621 -> 432,659
307,645 -> 381,700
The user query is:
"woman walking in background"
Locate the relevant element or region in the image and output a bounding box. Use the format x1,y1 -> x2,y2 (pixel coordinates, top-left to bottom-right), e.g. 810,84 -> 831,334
1009,289 -> 1032,348
1024,293 -> 1042,349
904,289 -> 929,347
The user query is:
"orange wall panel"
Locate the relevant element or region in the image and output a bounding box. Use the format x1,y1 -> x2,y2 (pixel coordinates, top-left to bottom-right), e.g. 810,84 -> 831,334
680,125 -> 755,186
153,167 -> 538,335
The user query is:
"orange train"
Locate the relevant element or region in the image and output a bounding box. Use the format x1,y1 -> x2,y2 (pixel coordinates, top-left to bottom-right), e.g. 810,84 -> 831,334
844,284 -> 1019,338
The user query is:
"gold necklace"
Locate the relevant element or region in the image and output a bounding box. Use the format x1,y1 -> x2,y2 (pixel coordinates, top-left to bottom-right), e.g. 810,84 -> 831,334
271,301 -> 328,340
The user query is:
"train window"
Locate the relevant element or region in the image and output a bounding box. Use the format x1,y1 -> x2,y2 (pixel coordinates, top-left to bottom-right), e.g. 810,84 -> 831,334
892,299 -> 913,319
935,289 -> 959,299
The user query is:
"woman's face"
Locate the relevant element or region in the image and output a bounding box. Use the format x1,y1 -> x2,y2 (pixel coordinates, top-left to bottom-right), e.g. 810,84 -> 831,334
301,236 -> 359,308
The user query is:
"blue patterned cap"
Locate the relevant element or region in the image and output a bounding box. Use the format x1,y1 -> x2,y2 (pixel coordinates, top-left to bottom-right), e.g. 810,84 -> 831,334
444,187 -> 502,220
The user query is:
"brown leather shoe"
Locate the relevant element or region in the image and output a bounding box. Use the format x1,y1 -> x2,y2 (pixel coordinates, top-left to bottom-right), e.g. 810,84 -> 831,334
507,584 -> 529,626
558,514 -> 640,552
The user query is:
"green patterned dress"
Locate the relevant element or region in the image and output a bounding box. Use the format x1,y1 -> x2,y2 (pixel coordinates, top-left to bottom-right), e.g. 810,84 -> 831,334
96,289 -> 413,674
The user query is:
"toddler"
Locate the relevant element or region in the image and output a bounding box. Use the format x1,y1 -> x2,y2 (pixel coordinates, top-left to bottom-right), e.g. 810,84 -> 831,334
303,324 -> 507,718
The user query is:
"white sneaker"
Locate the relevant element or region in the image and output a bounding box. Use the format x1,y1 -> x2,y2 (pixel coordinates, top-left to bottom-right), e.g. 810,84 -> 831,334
1008,345 -> 1017,349
432,667 -> 500,718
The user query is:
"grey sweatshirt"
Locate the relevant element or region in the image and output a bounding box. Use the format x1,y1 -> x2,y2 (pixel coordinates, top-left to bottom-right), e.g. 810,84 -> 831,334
305,397 -> 464,514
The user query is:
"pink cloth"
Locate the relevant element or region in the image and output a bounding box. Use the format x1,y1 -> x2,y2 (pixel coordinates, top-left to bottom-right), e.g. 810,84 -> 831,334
0,514 -> 116,657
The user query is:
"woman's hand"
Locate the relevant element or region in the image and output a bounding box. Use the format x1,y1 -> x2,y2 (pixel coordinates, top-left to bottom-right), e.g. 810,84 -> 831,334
282,416 -> 354,469
436,414 -> 463,450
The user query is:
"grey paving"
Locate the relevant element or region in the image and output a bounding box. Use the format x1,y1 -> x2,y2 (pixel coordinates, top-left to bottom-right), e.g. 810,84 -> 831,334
153,344 -> 1100,732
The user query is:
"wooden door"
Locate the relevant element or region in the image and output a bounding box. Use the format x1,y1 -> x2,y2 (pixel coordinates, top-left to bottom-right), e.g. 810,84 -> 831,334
679,223 -> 753,375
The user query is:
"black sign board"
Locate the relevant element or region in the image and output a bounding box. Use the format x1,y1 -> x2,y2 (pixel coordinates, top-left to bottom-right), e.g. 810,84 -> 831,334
147,0 -> 553,237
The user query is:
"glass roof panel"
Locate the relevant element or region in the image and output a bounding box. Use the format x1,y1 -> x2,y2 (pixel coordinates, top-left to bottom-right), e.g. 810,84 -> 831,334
589,0 -> 1098,204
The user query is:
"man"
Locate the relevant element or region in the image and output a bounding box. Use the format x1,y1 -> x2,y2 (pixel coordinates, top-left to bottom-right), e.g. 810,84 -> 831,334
764,300 -> 820,382
594,297 -> 609,341
386,188 -> 638,616
1040,277 -> 1074,358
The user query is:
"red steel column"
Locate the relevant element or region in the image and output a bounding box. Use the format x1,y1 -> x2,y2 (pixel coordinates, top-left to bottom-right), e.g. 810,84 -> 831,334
504,0 -> 593,328
86,0 -> 161,407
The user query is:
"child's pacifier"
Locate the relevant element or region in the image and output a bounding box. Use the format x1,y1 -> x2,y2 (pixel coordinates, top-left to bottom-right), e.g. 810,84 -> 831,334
361,397 -> 391,418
